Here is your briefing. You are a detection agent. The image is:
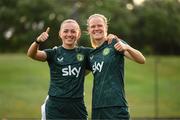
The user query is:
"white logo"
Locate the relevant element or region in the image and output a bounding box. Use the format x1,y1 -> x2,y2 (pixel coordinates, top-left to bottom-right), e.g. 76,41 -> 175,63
92,61 -> 104,73
57,57 -> 63,62
90,56 -> 94,60
62,65 -> 81,78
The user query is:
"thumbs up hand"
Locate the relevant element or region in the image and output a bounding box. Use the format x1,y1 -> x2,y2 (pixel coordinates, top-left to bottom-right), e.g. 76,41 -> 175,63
36,27 -> 50,43
114,39 -> 128,52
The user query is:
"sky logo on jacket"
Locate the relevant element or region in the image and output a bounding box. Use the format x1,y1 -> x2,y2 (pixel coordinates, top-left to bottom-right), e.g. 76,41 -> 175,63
92,61 -> 104,74
62,66 -> 81,78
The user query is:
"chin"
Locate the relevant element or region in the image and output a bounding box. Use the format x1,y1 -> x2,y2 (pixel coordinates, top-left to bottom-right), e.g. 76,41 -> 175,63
94,37 -> 103,41
67,42 -> 75,46
92,36 -> 104,40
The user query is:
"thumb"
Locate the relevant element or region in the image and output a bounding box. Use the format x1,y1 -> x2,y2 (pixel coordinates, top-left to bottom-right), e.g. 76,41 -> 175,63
45,27 -> 50,34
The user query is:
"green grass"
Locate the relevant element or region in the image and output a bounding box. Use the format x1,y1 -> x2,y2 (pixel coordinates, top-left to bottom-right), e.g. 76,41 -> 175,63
0,54 -> 180,119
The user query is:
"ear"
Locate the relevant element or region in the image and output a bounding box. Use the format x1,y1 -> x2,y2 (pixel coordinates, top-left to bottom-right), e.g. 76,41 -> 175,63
87,27 -> 90,34
59,31 -> 62,41
59,30 -> 62,39
77,31 -> 81,40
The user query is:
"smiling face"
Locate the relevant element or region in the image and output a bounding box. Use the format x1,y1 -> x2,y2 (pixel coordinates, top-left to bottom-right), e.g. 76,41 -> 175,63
87,15 -> 108,48
88,17 -> 107,41
59,20 -> 81,49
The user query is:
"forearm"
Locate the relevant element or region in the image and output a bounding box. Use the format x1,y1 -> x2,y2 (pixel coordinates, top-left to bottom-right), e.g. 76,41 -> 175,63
27,42 -> 40,59
125,45 -> 146,64
27,27 -> 49,61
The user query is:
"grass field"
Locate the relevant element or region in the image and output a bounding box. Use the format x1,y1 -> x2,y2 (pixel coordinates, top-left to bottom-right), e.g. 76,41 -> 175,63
0,54 -> 180,119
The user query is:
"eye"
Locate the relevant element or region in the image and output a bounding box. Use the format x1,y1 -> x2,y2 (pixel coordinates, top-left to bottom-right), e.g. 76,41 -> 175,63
98,24 -> 103,27
63,30 -> 68,33
71,30 -> 76,34
90,25 -> 95,28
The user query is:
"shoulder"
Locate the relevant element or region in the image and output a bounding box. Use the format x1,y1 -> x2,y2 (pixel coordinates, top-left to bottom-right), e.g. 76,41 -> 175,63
43,46 -> 61,56
78,46 -> 93,51
77,46 -> 93,54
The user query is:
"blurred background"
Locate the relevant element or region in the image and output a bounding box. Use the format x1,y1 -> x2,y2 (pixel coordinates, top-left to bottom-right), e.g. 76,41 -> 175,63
0,0 -> 180,119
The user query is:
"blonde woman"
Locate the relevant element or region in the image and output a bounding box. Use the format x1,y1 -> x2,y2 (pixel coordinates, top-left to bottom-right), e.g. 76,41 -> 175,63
27,19 -> 91,119
87,14 -> 146,120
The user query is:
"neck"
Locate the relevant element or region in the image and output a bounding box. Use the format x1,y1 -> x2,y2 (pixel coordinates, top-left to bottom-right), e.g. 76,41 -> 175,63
62,44 -> 76,49
94,39 -> 105,48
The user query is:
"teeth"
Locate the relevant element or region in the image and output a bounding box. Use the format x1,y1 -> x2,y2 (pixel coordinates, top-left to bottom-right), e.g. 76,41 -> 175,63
94,32 -> 101,35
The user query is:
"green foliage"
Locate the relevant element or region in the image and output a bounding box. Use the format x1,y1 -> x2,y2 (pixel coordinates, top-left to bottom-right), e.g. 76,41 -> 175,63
131,0 -> 180,55
0,0 -> 180,54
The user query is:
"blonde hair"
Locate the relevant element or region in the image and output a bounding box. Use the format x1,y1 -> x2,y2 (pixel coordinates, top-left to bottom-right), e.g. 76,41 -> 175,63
87,14 -> 108,48
60,19 -> 80,32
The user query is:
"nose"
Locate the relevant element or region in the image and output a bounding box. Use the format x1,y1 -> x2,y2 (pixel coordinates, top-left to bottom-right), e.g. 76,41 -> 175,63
94,26 -> 99,30
93,26 -> 100,32
67,31 -> 72,36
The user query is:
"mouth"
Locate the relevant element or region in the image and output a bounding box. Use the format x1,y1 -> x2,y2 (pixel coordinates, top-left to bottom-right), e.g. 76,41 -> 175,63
92,31 -> 103,37
65,37 -> 76,43
94,33 -> 101,35
65,36 -> 74,40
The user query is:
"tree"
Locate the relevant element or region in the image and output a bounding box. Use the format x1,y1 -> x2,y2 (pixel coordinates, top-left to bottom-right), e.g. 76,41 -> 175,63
0,0 -> 180,55
131,0 -> 180,54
